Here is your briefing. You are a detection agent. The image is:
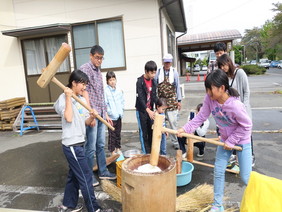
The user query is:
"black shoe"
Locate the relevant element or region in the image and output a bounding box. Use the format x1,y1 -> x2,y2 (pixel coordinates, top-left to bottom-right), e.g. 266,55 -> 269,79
173,143 -> 179,150
99,171 -> 116,180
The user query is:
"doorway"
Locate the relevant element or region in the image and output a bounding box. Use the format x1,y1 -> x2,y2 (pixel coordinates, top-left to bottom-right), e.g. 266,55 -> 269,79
22,35 -> 70,103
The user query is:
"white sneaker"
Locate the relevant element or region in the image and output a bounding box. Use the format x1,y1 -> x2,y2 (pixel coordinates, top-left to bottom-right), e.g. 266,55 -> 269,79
182,152 -> 187,159
229,154 -> 237,163
252,155 -> 256,167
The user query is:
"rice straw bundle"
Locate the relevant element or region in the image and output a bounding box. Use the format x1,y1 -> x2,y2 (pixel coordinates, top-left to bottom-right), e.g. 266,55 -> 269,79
224,208 -> 238,212
101,180 -> 238,212
176,183 -> 213,212
101,180 -> 122,202
197,205 -> 238,212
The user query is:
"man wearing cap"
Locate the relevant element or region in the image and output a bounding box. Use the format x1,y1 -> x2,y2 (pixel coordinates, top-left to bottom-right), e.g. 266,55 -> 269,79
154,53 -> 182,149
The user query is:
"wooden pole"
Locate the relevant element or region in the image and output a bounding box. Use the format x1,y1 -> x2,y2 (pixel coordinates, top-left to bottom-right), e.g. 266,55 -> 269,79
191,160 -> 239,174
176,150 -> 182,174
187,138 -> 194,162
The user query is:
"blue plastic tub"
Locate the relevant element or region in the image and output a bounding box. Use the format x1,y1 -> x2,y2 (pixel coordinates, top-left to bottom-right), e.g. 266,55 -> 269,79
176,161 -> 194,187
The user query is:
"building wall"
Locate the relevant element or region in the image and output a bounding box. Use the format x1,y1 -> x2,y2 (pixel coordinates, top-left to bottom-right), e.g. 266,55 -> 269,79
1,0 -> 177,123
0,0 -> 27,101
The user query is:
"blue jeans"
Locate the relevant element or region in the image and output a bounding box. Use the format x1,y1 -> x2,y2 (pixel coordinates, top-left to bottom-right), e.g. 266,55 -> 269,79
62,145 -> 100,211
160,133 -> 166,155
213,142 -> 252,206
85,119 -> 107,175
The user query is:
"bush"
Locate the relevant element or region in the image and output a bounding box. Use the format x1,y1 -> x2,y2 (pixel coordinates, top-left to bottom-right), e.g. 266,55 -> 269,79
241,65 -> 266,75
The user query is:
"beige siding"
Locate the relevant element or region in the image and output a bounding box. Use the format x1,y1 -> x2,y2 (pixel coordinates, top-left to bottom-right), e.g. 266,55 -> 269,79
1,0 -> 178,112
0,0 -> 27,101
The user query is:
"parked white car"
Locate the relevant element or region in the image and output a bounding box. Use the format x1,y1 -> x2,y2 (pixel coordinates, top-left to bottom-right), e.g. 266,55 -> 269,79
250,60 -> 257,65
258,59 -> 270,69
202,65 -> 208,71
194,64 -> 200,72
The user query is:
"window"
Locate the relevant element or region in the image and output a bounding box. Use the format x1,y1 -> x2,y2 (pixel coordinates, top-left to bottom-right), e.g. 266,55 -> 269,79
72,24 -> 96,68
166,26 -> 175,63
72,18 -> 126,70
22,35 -> 70,76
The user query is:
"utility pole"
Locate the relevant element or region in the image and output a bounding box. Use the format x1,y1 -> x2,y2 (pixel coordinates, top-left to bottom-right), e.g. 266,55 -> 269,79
240,50 -> 243,65
242,45 -> 246,64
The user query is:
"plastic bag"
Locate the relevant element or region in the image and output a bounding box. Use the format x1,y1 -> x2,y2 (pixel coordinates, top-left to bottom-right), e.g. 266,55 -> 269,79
240,171 -> 282,212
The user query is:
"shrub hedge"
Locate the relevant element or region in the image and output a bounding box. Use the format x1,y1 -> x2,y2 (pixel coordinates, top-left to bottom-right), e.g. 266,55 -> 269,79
241,65 -> 266,75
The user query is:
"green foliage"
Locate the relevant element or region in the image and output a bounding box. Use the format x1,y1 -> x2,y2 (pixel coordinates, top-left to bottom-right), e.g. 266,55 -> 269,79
202,57 -> 208,66
242,3 -> 282,61
195,58 -> 208,66
261,21 -> 276,59
232,45 -> 244,64
271,3 -> 282,40
274,90 -> 282,94
241,65 -> 266,75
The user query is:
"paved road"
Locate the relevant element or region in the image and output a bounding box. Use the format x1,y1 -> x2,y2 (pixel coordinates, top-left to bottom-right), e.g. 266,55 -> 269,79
0,68 -> 281,211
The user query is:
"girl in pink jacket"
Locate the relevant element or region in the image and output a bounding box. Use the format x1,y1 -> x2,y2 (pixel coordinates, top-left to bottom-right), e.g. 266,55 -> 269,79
177,69 -> 252,212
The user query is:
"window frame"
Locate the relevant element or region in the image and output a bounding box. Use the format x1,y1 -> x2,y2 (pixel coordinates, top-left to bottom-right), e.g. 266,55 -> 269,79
71,17 -> 126,72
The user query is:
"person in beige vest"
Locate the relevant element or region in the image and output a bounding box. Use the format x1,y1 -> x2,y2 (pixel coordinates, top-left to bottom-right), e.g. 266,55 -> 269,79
154,53 -> 182,149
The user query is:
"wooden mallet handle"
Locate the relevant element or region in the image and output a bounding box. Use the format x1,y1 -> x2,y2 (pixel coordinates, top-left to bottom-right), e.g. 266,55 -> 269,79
52,77 -> 115,131
150,113 -> 164,166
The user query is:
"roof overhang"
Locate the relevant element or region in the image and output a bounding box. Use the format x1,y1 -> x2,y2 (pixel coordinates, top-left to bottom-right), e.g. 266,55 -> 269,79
2,23 -> 71,38
161,0 -> 187,33
178,29 -> 242,52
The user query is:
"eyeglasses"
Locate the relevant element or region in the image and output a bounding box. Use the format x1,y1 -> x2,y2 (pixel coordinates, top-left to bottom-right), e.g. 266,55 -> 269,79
94,56 -> 104,61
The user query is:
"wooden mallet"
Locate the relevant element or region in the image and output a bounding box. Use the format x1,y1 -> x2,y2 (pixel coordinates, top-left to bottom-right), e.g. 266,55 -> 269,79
37,43 -> 114,131
161,127 -> 241,174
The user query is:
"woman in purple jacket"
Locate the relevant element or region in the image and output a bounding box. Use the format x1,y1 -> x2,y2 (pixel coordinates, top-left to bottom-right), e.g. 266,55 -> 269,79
177,69 -> 252,212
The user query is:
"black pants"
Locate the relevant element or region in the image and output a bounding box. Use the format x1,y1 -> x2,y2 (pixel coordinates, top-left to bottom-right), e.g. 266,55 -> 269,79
108,118 -> 122,152
136,110 -> 153,154
232,135 -> 254,156
62,145 -> 100,211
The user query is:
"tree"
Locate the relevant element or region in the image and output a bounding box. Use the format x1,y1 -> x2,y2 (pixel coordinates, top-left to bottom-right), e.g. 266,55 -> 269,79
260,20 -> 276,60
271,3 -> 282,42
240,3 -> 282,61
242,27 -> 263,62
268,3 -> 282,59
